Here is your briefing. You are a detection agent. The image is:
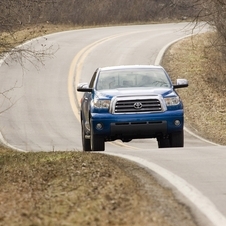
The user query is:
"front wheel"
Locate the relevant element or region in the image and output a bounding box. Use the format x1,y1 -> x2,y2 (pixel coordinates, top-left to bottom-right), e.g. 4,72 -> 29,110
81,120 -> 91,151
169,131 -> 184,147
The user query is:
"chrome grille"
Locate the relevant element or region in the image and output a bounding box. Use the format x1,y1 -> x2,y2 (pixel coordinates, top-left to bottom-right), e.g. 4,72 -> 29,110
112,96 -> 164,114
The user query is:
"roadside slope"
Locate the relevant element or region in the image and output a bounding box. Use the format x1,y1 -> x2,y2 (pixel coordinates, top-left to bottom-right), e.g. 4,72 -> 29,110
0,149 -> 199,226
162,32 -> 226,146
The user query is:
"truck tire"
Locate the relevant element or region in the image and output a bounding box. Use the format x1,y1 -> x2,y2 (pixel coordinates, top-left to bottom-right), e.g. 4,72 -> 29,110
90,124 -> 105,151
170,131 -> 184,147
81,120 -> 91,151
157,137 -> 170,148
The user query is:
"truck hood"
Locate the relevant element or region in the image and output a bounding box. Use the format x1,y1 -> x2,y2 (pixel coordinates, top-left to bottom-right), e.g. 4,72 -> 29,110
96,87 -> 176,99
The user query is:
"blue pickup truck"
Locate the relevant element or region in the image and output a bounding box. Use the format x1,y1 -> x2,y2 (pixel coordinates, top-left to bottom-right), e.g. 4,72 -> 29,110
77,65 -> 188,151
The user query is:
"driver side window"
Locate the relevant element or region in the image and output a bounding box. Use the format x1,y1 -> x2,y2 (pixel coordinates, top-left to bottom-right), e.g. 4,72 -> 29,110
89,70 -> 97,88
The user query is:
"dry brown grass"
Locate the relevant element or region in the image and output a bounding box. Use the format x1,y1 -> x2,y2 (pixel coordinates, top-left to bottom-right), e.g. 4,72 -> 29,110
0,152 -> 146,225
0,24 -> 80,52
162,32 -> 226,145
0,151 -> 198,226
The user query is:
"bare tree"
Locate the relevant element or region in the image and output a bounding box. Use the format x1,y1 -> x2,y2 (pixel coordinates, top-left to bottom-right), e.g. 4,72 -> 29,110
0,0 -> 57,64
0,0 -> 58,114
3,0 -> 226,65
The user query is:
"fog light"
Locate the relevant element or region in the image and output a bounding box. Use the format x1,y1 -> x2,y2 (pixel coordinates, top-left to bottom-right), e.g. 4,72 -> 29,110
174,120 -> 181,126
96,123 -> 103,130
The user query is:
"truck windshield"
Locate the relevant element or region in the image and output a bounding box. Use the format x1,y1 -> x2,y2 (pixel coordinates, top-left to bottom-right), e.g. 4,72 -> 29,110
96,68 -> 171,90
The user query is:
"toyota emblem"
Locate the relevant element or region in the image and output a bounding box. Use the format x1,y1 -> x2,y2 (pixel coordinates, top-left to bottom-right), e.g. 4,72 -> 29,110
134,102 -> 142,109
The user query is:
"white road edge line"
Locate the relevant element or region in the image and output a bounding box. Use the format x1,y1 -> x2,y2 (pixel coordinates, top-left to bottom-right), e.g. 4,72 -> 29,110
0,132 -> 27,152
155,35 -> 220,146
105,152 -> 226,226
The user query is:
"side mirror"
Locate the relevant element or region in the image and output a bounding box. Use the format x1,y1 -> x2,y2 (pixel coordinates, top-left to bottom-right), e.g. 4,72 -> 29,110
77,83 -> 93,92
173,79 -> 188,89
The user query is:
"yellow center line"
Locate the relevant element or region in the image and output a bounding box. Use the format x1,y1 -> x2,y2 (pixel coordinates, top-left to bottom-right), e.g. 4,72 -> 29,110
68,31 -> 148,149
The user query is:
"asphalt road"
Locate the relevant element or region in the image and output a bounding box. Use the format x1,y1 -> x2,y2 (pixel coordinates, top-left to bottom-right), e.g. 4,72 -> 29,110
0,23 -> 225,226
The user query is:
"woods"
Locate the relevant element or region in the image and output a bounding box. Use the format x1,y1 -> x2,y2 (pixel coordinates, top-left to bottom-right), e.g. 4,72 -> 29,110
1,0 -> 226,62
0,0 -> 193,29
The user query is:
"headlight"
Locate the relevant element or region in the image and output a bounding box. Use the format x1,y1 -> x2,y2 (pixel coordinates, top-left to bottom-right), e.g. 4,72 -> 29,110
164,97 -> 180,106
93,99 -> 111,109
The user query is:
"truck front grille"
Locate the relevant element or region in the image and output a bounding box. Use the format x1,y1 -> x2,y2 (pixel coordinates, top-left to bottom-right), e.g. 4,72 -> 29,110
111,96 -> 165,114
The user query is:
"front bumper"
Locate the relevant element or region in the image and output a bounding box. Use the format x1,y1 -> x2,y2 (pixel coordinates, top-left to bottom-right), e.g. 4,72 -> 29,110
90,110 -> 184,139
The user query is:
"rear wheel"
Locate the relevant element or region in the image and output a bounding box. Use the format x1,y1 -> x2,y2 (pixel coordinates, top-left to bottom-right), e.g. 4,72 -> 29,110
81,120 -> 91,151
90,123 -> 105,151
170,131 -> 184,147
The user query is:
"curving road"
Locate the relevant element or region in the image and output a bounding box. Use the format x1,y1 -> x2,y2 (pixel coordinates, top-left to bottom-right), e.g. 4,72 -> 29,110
0,23 -> 226,226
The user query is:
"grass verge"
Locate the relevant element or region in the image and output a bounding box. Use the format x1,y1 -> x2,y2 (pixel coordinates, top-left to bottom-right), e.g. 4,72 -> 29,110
0,150 -> 198,226
162,32 -> 226,145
